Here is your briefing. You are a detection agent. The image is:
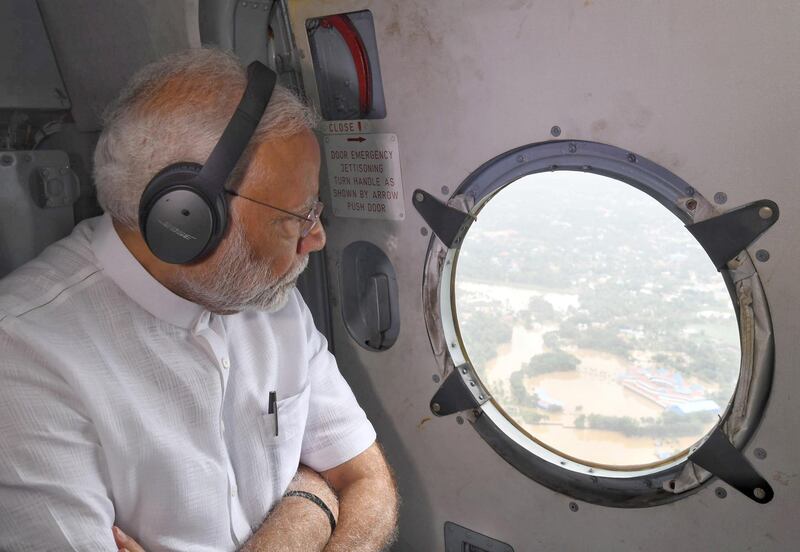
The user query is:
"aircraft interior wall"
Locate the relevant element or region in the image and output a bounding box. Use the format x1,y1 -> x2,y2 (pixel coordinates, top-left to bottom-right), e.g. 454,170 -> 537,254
288,2 -> 800,550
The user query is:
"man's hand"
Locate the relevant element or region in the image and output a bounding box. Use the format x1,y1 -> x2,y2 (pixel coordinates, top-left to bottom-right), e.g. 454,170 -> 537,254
112,526 -> 145,552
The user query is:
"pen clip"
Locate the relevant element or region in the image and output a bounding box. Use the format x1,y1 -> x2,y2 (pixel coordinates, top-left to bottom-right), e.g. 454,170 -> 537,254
268,391 -> 278,436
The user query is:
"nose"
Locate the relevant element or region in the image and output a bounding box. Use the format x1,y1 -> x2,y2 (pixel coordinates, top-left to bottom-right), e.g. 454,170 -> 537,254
297,221 -> 326,256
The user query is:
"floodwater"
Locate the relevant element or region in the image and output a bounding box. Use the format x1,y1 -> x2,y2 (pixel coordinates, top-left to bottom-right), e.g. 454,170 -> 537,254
456,281 -> 579,314
525,370 -> 663,419
481,325 -> 553,384
478,324 -> 713,466
522,425 -> 698,467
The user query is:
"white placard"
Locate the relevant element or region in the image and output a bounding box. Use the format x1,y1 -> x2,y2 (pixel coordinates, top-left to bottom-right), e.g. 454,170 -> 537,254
323,133 -> 405,220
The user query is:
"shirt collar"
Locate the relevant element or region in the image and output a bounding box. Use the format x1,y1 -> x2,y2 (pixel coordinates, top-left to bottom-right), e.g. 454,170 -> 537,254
91,213 -> 206,330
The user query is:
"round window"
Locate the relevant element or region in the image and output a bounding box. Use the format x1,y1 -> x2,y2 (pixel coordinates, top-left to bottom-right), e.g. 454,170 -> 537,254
422,141 -> 775,506
454,170 -> 740,469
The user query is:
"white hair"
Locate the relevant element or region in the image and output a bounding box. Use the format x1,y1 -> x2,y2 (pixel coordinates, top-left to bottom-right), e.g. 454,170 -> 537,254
93,48 -> 318,227
172,220 -> 309,313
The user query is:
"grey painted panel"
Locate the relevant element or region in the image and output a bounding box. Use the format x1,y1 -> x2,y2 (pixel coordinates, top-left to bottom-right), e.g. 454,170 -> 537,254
0,151 -> 75,279
290,1 -> 800,551
0,0 -> 69,110
37,0 -> 201,131
199,0 -> 236,50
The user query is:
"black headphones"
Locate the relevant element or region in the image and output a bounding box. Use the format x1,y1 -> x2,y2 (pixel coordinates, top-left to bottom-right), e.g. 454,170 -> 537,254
138,61 -> 277,264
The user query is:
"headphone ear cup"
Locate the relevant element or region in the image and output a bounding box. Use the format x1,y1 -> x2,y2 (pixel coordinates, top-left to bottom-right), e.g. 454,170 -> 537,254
139,163 -> 203,220
139,162 -> 227,264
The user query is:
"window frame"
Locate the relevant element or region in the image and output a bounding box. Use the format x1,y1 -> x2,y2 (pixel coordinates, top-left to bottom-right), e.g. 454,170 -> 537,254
421,140 -> 775,507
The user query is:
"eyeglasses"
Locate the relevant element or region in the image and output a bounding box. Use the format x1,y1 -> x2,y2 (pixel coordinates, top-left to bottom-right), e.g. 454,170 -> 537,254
224,189 -> 324,238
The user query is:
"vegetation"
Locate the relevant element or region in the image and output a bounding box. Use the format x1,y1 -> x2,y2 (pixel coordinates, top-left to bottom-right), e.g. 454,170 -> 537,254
575,411 -> 718,438
509,370 -> 530,404
459,309 -> 513,368
542,330 -> 562,351
457,182 -> 740,383
520,408 -> 548,424
526,351 -> 580,375
506,351 -> 580,409
527,296 -> 555,322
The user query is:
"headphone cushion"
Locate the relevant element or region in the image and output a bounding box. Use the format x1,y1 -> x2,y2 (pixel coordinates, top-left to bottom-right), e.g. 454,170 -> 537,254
139,162 -> 228,264
139,162 -> 204,214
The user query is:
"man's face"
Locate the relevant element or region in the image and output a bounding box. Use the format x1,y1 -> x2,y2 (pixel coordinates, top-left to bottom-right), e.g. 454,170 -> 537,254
175,129 -> 325,313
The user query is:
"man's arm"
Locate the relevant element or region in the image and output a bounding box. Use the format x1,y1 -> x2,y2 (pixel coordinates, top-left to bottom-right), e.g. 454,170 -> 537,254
114,443 -> 397,552
320,442 -> 399,552
0,336 -> 118,551
240,465 -> 341,552
292,297 -> 397,550
114,465 -> 340,552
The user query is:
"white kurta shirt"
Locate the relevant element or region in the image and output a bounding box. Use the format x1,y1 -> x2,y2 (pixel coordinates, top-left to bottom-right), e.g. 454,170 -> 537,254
0,214 -> 376,551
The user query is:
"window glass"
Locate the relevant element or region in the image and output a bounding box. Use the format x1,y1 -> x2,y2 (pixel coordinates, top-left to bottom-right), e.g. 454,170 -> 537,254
454,171 -> 740,467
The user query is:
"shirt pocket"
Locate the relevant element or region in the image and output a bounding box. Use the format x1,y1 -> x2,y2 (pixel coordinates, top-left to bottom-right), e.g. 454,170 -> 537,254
259,382 -> 311,446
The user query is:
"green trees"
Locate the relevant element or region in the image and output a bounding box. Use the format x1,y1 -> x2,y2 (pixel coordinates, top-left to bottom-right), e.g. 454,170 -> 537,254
460,309 -> 513,368
505,351 -> 579,411
527,296 -> 556,322
581,411 -> 717,438
542,330 -> 562,351
520,409 -> 547,424
574,326 -> 632,359
509,371 -> 529,404
526,351 -> 581,375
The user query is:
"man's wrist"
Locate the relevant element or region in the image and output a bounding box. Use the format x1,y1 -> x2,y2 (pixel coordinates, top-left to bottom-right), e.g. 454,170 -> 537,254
242,491 -> 333,552
287,465 -> 340,519
284,490 -> 337,534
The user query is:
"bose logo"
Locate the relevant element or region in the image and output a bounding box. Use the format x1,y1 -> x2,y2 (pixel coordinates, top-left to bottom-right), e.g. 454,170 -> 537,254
158,219 -> 197,241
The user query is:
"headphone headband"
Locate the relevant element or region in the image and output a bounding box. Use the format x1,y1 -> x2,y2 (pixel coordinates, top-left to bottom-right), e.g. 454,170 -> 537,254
195,62 -> 277,195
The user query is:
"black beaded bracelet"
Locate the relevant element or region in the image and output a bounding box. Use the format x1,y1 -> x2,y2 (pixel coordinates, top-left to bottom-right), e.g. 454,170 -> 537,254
284,490 -> 337,533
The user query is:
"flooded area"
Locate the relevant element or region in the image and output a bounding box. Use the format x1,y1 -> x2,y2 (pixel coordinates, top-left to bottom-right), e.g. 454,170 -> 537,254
470,320 -> 719,466
521,425 -> 697,467
456,280 -> 579,314
452,174 -> 739,468
481,325 -> 552,384
525,370 -> 663,419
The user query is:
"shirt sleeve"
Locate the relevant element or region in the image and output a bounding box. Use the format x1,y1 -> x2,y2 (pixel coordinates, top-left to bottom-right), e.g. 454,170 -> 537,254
0,329 -> 117,551
297,299 -> 377,472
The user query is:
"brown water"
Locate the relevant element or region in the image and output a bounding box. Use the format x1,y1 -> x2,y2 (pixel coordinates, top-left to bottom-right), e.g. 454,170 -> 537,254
478,326 -> 713,466
522,424 -> 697,467
481,324 -> 556,385
525,371 -> 662,419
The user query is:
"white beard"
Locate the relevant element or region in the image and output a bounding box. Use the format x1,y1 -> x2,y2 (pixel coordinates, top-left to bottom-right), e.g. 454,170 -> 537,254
174,223 -> 309,314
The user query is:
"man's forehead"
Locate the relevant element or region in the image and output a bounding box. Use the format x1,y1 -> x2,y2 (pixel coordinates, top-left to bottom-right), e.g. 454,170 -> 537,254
240,132 -> 319,205
255,130 -> 319,172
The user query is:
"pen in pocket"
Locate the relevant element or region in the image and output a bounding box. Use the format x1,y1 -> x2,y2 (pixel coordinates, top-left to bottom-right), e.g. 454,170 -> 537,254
268,391 -> 278,436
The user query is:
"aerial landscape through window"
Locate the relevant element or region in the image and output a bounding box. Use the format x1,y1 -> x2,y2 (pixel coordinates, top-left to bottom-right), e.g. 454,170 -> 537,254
455,171 -> 741,467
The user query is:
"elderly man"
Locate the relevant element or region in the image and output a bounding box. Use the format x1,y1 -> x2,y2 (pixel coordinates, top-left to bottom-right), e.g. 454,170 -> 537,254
0,49 -> 398,551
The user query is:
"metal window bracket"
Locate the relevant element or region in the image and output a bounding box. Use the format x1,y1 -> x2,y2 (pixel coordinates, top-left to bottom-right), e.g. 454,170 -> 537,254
686,199 -> 779,270
430,367 -> 489,416
413,189 -> 473,248
688,427 -> 773,504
